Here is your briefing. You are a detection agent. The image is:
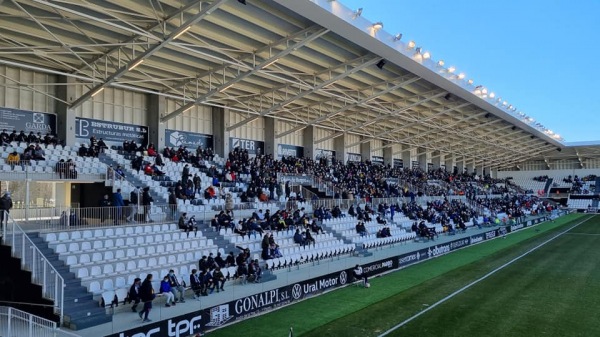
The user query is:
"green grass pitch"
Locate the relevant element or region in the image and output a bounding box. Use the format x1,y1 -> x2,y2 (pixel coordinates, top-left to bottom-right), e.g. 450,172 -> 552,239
207,214 -> 600,337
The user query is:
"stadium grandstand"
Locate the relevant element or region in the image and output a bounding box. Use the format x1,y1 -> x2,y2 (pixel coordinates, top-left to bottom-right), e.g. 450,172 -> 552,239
0,0 -> 598,336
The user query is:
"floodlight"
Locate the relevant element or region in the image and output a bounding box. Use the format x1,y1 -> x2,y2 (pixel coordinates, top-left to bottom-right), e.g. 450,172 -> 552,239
376,59 -> 386,69
393,33 -> 402,41
373,22 -> 383,31
407,41 -> 416,49
353,8 -> 363,18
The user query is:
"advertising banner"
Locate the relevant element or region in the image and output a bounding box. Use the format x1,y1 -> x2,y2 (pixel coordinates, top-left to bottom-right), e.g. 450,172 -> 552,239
372,156 -> 384,165
316,148 -> 336,159
278,174 -> 313,185
104,310 -> 203,337
393,158 -> 403,168
75,117 -> 148,146
229,137 -> 264,156
165,129 -> 213,149
347,153 -> 361,162
0,107 -> 56,135
411,161 -> 420,169
277,144 -> 304,159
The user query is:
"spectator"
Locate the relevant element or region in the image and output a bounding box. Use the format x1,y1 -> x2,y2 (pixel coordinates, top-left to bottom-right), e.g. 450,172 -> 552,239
168,189 -> 178,220
66,159 -> 77,179
248,259 -> 262,283
293,229 -> 305,246
7,151 -> 20,169
99,194 -> 111,223
182,164 -> 190,186
213,267 -> 226,292
114,166 -> 125,180
304,230 -> 316,246
356,221 -> 368,237
113,189 -> 125,224
142,187 -> 153,222
127,187 -> 140,223
225,252 -> 236,267
159,276 -> 176,307
128,277 -> 141,312
214,252 -> 226,268
190,269 -> 202,299
33,144 -> 45,160
139,274 -> 155,322
166,270 -> 185,303
0,192 -> 13,227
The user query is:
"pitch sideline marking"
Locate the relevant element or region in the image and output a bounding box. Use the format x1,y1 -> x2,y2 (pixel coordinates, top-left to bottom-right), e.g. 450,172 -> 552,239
377,215 -> 594,337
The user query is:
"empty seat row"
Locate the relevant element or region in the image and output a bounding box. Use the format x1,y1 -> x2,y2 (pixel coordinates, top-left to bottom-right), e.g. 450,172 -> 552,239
44,224 -> 179,242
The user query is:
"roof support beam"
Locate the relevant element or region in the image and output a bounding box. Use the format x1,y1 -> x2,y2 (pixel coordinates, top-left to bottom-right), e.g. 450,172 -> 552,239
314,91 -> 447,145
161,27 -> 329,123
275,76 -> 421,138
69,0 -> 227,110
226,55 -> 381,131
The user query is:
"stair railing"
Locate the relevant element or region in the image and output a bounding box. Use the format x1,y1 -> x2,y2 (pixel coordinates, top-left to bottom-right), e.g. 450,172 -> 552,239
1,215 -> 64,325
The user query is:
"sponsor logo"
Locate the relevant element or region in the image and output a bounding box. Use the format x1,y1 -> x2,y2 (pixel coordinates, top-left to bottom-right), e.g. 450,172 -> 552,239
115,315 -> 201,337
339,271 -> 347,285
167,315 -> 202,337
168,131 -> 186,147
362,260 -> 394,274
234,289 -> 289,315
470,235 -> 484,244
33,112 -> 45,123
205,304 -> 233,327
398,252 -> 420,265
427,244 -> 451,258
497,227 -> 507,236
347,153 -> 361,162
232,138 -> 255,151
485,231 -> 497,239
291,284 -> 302,300
511,223 -> 524,232
277,144 -> 298,157
450,238 -> 470,250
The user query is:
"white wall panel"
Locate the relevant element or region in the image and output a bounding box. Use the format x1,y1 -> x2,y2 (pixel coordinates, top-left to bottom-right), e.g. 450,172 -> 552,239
165,100 -> 212,134
0,65 -> 56,113
346,134 -> 360,154
74,86 -> 147,125
275,120 -> 303,146
314,127 -> 334,150
228,111 -> 264,141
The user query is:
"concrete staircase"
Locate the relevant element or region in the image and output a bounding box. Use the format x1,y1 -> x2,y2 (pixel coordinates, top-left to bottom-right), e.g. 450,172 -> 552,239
544,178 -> 554,195
319,220 -> 370,257
98,153 -> 166,204
26,233 -> 111,330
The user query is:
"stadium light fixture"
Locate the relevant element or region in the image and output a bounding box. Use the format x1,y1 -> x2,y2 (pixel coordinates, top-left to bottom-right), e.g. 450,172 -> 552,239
437,60 -> 445,67
407,40 -> 416,49
173,26 -> 192,40
353,8 -> 363,18
372,22 -> 384,32
467,79 -> 474,85
457,73 -> 465,80
393,33 -> 402,41
447,66 -> 455,73
128,59 -> 144,71
414,47 -> 422,54
489,92 -> 495,99
376,59 -> 386,69
422,51 -> 431,59
91,87 -> 104,97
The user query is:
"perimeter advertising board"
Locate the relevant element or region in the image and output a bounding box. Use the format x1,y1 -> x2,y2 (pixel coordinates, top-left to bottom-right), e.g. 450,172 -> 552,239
0,107 -> 56,135
347,153 -> 361,162
75,117 -> 148,146
165,129 -> 213,149
277,144 -> 304,159
229,137 -> 264,156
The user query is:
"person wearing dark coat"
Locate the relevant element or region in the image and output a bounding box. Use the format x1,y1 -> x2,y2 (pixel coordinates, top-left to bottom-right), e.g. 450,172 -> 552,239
139,274 -> 155,322
142,187 -> 153,222
128,277 -> 141,312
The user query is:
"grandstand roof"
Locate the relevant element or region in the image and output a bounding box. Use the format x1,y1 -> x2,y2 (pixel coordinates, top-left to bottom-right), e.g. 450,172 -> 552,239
0,0 -> 596,169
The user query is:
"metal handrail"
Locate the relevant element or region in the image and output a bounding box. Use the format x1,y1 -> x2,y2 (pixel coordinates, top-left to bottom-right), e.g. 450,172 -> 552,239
2,216 -> 65,325
0,306 -> 80,337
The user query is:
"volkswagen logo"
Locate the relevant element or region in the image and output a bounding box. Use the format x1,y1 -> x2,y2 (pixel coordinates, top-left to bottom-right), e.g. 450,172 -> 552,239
339,271 -> 347,285
291,284 -> 302,300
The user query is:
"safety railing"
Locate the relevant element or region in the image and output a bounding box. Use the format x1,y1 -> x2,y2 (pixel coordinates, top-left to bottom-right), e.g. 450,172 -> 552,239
0,306 -> 80,337
0,160 -> 105,181
2,216 -> 65,325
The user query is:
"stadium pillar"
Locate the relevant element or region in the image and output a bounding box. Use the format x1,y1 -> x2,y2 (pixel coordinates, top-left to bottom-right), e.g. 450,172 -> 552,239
418,148 -> 427,170
466,162 -> 475,175
456,159 -> 464,174
333,134 -> 345,163
147,94 -> 165,150
475,164 -> 484,177
303,126 -> 315,159
55,75 -> 77,146
264,117 -> 276,158
431,151 -> 441,170
383,143 -> 393,166
401,147 -> 411,169
360,139 -> 371,162
212,106 -> 226,158
444,156 -> 454,173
